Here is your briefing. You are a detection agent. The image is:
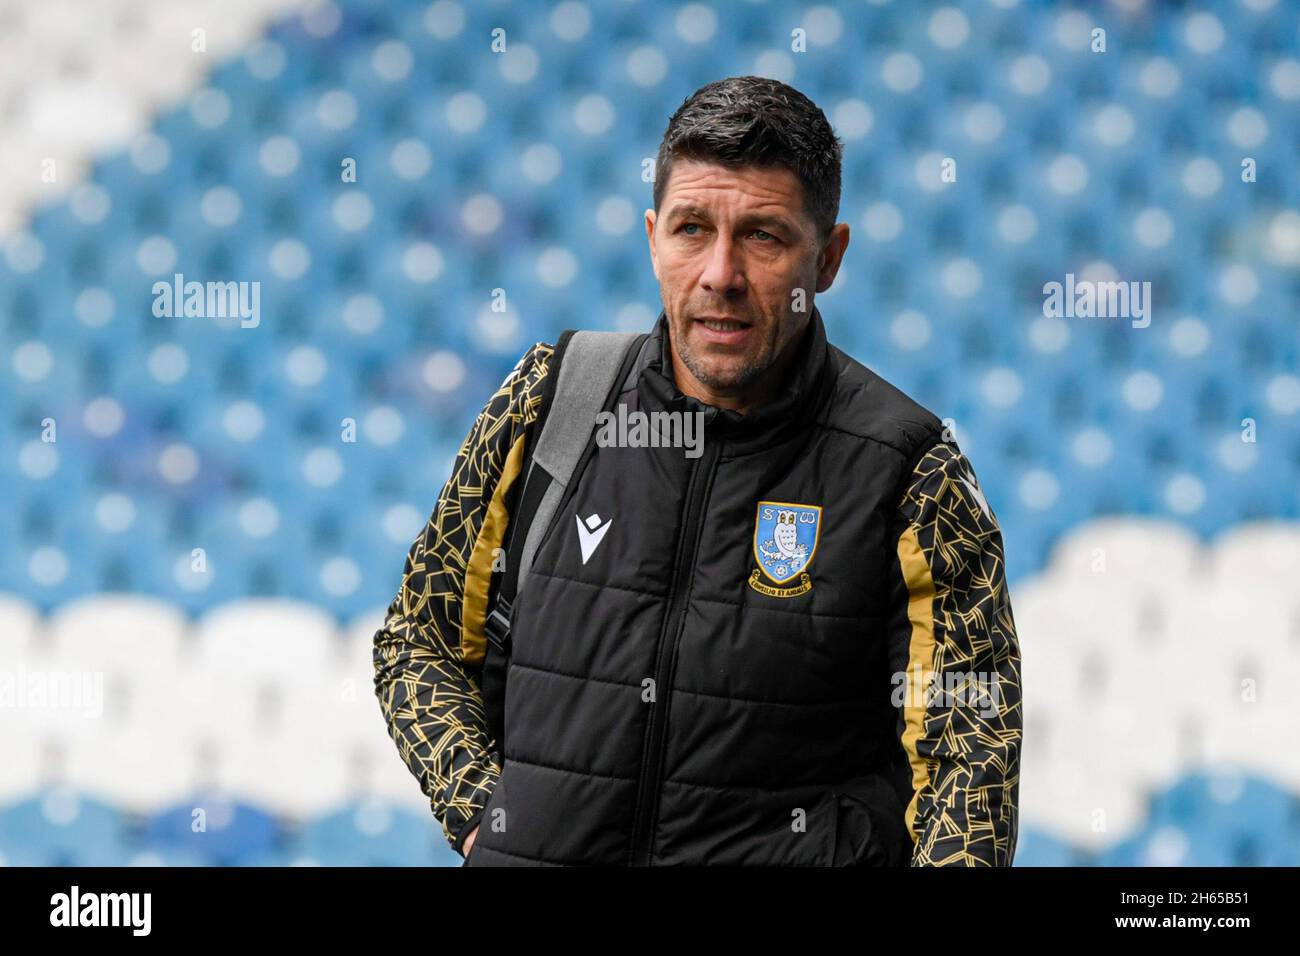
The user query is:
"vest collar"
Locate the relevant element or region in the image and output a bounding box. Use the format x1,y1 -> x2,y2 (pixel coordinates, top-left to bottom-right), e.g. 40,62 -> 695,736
636,304 -> 834,454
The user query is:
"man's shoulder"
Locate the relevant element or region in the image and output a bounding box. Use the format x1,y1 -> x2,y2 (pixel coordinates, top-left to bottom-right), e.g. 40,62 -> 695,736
497,340 -> 557,418
509,340 -> 557,380
819,342 -> 944,459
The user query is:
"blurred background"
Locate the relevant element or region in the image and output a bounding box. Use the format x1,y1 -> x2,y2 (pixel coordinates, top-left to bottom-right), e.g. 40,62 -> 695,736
1,0 -> 1298,866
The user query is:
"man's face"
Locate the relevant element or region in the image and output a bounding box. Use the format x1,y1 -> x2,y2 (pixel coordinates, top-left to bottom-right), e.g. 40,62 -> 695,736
645,159 -> 848,405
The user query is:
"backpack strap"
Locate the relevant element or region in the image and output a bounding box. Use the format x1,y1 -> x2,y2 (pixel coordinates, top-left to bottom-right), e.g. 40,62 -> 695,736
480,329 -> 647,757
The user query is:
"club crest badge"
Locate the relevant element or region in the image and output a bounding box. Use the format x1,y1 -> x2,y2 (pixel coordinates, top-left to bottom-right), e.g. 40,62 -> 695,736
749,501 -> 821,598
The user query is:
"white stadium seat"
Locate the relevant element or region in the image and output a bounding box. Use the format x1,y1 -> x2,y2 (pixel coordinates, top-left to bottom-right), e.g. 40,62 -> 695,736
48,593 -> 188,678
194,598 -> 342,687
212,733 -> 353,819
0,593 -> 40,660
1046,518 -> 1203,593
63,724 -> 202,815
1209,522 -> 1300,591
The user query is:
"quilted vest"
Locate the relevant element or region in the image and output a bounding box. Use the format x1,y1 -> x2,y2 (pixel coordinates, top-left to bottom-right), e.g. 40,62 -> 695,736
467,305 -> 944,866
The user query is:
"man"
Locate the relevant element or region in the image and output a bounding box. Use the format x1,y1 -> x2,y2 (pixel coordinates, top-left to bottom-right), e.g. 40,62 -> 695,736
374,76 -> 1022,866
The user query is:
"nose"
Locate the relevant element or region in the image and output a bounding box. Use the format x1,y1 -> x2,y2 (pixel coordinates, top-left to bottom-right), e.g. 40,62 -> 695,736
699,234 -> 746,298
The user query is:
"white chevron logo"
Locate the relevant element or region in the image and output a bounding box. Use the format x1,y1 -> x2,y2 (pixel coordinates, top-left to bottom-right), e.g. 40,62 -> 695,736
960,468 -> 989,516
575,512 -> 613,564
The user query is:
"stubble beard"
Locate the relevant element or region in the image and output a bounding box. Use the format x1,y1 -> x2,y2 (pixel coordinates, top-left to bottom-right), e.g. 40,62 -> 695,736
676,336 -> 770,394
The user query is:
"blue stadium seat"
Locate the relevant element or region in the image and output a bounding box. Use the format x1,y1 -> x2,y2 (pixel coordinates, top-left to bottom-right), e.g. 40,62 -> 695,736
145,796 -> 283,866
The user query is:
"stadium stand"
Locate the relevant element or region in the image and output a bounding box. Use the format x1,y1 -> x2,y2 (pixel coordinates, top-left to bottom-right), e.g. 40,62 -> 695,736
1,0 -> 1297,864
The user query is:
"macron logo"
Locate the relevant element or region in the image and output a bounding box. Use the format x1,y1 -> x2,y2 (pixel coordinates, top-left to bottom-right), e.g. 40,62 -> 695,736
575,512 -> 613,564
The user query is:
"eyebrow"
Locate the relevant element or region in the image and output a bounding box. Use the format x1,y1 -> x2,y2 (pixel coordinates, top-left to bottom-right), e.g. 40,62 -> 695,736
664,204 -> 797,235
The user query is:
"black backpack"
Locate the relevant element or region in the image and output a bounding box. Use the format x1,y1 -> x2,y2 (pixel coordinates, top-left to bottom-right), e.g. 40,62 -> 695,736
479,328 -> 649,761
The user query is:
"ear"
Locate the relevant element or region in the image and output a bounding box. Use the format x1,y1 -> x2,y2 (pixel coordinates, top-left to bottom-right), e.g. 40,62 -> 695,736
645,208 -> 659,281
814,222 -> 851,293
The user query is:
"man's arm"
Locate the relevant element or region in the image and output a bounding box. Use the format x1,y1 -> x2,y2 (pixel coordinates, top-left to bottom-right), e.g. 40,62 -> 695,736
886,439 -> 1022,866
372,341 -> 554,856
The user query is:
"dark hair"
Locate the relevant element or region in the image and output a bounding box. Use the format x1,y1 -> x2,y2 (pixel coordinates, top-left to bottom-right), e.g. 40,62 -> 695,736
653,76 -> 844,241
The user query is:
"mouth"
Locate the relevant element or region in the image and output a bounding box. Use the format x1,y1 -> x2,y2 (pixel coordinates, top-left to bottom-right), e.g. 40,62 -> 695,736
692,315 -> 753,345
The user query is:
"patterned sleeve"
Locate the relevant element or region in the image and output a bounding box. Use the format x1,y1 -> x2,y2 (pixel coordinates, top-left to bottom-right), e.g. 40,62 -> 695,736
372,341 -> 554,855
887,439 -> 1023,866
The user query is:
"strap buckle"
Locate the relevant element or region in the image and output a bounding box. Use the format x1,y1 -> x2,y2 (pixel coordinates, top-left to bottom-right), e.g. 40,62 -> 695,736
484,596 -> 513,654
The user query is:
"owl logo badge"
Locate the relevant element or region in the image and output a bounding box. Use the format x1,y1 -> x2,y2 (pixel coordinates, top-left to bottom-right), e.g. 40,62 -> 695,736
749,501 -> 821,598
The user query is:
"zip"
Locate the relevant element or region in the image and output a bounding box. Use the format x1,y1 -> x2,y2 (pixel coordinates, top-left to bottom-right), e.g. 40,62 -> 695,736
628,433 -> 722,865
